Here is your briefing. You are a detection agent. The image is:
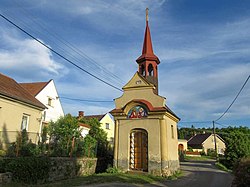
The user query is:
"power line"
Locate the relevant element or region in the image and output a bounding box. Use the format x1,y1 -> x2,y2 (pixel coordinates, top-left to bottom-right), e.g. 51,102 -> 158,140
2,2 -> 125,86
59,96 -> 113,103
214,75 -> 250,122
0,13 -> 123,92
214,122 -> 228,128
179,121 -> 211,124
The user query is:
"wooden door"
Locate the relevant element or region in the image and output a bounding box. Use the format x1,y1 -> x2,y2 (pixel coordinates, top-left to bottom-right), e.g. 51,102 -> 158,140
130,129 -> 148,171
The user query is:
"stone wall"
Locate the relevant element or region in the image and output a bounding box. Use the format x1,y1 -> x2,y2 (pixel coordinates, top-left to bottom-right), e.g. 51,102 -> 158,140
48,157 -> 97,182
0,157 -> 97,184
0,172 -> 12,184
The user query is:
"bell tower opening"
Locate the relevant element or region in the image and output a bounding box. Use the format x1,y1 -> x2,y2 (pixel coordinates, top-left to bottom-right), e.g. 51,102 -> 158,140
148,64 -> 154,76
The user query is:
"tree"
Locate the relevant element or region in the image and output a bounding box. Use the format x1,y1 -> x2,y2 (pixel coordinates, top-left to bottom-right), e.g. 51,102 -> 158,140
48,114 -> 81,156
224,128 -> 250,168
80,118 -> 108,157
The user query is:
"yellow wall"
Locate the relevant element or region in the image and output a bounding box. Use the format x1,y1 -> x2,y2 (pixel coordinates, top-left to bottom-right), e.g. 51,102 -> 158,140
112,72 -> 180,175
0,97 -> 43,145
203,135 -> 226,154
100,113 -> 115,143
116,118 -> 161,170
166,117 -> 178,160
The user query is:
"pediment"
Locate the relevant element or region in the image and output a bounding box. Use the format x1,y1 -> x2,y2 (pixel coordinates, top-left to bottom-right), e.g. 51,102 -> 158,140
122,72 -> 155,90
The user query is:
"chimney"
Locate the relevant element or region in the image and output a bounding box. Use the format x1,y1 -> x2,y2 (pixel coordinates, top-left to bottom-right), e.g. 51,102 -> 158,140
78,111 -> 84,118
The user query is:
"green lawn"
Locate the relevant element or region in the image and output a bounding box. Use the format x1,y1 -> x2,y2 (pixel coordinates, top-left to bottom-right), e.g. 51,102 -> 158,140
184,155 -> 215,161
2,172 -> 182,187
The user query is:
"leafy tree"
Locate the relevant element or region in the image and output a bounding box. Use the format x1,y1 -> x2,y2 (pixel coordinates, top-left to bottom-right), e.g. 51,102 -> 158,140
81,135 -> 97,157
224,128 -> 250,168
80,118 -> 108,157
48,114 -> 81,156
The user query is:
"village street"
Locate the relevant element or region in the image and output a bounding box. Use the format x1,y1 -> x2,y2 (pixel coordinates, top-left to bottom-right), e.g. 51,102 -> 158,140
82,160 -> 233,187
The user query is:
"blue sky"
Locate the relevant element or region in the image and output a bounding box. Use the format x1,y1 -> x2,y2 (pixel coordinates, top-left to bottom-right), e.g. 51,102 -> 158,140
0,0 -> 250,128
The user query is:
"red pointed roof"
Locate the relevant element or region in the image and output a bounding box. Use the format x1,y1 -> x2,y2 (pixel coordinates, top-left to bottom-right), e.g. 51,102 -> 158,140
136,17 -> 160,64
19,80 -> 51,96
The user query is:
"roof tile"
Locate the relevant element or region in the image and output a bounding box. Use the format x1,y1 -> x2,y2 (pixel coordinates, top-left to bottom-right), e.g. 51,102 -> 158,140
0,73 -> 45,109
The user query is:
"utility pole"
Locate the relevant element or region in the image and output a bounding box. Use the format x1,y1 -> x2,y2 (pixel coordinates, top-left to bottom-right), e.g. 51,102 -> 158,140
213,121 -> 218,160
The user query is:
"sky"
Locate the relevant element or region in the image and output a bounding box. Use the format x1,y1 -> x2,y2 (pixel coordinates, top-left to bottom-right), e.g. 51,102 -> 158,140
0,0 -> 250,128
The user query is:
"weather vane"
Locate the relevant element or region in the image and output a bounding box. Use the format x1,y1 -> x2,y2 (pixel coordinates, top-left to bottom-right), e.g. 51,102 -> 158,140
146,8 -> 149,22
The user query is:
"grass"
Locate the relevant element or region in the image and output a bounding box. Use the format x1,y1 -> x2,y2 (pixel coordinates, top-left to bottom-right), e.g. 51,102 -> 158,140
184,155 -> 215,161
215,162 -> 232,173
2,172 -> 174,187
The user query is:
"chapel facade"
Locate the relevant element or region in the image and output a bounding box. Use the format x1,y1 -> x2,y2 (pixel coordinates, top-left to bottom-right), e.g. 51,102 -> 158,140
110,9 -> 180,176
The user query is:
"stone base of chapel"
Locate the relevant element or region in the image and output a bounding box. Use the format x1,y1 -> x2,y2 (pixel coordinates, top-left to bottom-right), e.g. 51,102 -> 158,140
114,159 -> 180,177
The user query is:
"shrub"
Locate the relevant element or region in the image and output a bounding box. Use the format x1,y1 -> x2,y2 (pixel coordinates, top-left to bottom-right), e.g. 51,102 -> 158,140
207,149 -> 216,157
5,156 -> 51,184
232,157 -> 250,187
106,166 -> 123,174
0,149 -> 6,157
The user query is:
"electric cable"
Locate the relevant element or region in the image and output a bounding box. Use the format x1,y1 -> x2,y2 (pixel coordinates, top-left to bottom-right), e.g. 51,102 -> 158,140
1,4 -> 125,87
59,96 -> 113,103
214,75 -> 250,122
0,13 -> 123,92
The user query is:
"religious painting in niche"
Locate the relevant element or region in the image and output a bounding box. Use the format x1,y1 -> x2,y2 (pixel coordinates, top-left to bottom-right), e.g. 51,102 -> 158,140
128,106 -> 147,118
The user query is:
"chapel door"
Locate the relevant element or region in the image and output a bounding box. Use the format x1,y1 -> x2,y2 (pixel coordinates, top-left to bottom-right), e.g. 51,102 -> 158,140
130,129 -> 148,171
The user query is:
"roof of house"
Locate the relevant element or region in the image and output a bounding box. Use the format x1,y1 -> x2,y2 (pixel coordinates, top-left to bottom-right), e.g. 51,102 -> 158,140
0,73 -> 46,109
19,80 -> 51,96
188,133 -> 211,146
82,114 -> 106,121
78,122 -> 90,129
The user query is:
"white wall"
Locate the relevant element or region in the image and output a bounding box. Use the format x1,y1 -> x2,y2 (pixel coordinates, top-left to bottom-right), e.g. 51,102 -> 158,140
35,80 -> 64,123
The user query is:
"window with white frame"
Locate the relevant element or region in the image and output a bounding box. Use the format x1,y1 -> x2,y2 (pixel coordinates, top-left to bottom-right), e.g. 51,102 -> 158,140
21,114 -> 29,131
106,123 -> 110,130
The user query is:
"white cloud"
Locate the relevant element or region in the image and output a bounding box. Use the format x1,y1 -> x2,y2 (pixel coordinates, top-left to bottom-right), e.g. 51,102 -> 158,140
0,29 -> 67,80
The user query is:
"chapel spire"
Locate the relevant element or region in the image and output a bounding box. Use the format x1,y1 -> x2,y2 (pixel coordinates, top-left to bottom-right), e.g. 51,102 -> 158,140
136,8 -> 160,94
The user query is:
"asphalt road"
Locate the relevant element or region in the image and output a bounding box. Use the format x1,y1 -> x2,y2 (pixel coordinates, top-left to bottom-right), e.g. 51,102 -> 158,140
82,160 -> 233,187
164,160 -> 233,187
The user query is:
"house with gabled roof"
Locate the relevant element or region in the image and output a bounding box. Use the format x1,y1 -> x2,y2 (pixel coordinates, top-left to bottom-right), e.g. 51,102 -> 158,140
188,133 -> 226,155
20,79 -> 64,125
77,111 -> 114,145
0,73 -> 46,147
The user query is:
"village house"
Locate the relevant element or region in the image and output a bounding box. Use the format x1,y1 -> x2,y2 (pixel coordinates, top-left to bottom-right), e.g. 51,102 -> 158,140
178,139 -> 188,152
110,9 -> 180,176
77,111 -> 115,145
19,79 -> 64,126
0,73 -> 46,147
188,133 -> 226,155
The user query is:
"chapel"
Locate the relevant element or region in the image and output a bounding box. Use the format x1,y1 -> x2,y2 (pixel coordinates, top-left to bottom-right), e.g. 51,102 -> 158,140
110,9 -> 180,176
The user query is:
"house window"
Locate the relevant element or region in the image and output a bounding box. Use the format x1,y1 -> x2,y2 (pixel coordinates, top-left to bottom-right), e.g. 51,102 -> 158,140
48,97 -> 53,106
21,114 -> 29,131
171,125 -> 174,139
106,123 -> 110,129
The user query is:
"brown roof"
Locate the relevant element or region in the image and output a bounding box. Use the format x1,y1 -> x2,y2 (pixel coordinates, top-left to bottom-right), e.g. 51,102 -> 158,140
0,73 -> 46,109
188,133 -> 212,149
19,80 -> 51,96
83,114 -> 105,121
78,122 -> 90,129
